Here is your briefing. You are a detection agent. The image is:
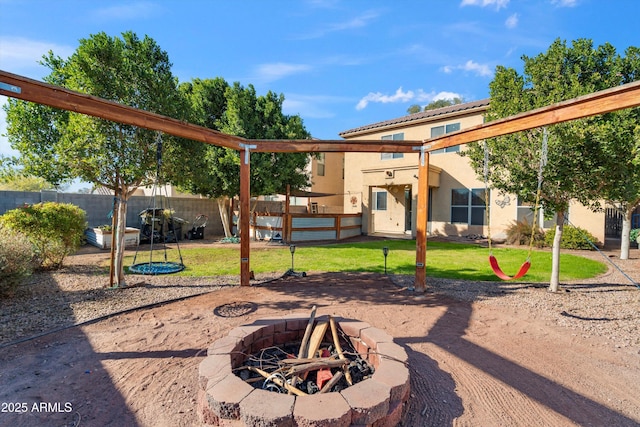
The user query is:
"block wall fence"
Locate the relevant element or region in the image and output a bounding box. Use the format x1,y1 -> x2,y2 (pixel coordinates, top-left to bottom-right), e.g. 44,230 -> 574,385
0,190 -> 224,236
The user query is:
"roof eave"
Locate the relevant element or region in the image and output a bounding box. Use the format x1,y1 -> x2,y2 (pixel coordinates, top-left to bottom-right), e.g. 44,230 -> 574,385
340,100 -> 490,138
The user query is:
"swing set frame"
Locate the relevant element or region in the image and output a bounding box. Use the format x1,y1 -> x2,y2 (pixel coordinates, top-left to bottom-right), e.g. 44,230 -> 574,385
2,69 -> 640,289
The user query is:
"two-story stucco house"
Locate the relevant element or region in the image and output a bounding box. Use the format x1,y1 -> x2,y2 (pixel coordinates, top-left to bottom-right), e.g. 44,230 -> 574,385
338,99 -> 608,244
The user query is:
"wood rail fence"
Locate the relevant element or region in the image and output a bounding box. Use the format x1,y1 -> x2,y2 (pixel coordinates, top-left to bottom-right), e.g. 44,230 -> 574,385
250,212 -> 362,243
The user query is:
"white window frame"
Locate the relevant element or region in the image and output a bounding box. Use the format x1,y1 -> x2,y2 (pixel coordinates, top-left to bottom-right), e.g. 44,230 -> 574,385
451,188 -> 486,225
381,133 -> 404,160
316,153 -> 325,176
373,190 -> 388,211
431,123 -> 461,154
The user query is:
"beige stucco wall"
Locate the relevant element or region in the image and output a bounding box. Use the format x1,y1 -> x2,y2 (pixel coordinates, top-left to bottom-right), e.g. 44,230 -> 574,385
310,152 -> 344,213
567,202 -> 605,244
342,107 -> 606,243
344,110 -> 488,236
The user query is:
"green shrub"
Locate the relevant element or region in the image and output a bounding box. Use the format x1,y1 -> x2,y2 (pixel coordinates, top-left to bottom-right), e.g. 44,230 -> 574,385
543,225 -> 599,250
505,219 -> 545,247
0,202 -> 87,269
0,226 -> 36,296
630,228 -> 640,244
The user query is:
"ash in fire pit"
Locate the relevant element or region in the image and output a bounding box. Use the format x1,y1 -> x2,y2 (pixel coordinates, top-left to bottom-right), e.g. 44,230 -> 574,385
198,308 -> 411,426
238,308 -> 375,395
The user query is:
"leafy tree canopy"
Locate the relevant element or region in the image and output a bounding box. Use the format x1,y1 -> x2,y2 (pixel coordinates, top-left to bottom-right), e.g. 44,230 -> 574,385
172,79 -> 312,199
465,38 -> 638,215
4,31 -> 186,193
3,31 -> 187,287
0,173 -> 59,192
464,38 -> 640,282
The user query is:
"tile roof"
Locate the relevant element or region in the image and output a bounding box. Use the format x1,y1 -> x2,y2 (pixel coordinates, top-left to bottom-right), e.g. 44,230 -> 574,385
339,98 -> 490,136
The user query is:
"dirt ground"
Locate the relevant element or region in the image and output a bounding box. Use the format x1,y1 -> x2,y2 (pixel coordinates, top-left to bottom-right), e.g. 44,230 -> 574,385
0,242 -> 639,426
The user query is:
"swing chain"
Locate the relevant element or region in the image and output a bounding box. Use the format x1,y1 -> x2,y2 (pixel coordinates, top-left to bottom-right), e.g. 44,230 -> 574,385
485,128 -> 547,278
526,127 -> 548,260
483,141 -> 492,254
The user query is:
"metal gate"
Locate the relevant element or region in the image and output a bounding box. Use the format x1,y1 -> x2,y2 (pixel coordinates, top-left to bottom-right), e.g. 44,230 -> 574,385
605,208 -> 623,238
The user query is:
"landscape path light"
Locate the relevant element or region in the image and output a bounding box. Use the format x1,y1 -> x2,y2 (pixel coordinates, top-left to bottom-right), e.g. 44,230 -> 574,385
382,246 -> 389,275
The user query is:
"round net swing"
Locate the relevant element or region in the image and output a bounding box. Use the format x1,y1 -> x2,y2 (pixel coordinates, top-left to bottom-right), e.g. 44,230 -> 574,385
129,260 -> 185,275
129,133 -> 186,276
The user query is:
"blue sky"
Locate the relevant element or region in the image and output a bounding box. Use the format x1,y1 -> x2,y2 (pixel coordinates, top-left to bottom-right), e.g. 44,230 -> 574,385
1,0 -> 639,164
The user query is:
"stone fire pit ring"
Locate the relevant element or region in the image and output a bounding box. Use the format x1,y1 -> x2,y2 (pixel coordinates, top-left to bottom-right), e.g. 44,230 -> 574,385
198,313 -> 410,426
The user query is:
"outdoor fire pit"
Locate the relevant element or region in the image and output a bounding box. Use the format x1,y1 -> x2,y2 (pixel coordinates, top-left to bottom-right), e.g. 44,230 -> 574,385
198,310 -> 410,426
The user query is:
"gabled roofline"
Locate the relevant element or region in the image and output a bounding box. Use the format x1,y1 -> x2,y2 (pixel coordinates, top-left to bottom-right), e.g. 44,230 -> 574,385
339,98 -> 490,137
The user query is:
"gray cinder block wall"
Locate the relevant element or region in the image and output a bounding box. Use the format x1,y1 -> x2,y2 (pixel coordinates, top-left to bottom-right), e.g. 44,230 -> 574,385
0,191 -> 223,237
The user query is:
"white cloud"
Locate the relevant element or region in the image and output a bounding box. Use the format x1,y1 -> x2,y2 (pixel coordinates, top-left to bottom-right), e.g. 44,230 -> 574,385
551,0 -> 578,6
254,62 -> 312,82
460,0 -> 510,10
463,60 -> 493,76
0,37 -> 74,75
505,13 -> 519,29
432,91 -> 463,101
92,1 -> 159,20
283,93 -> 350,119
329,10 -> 379,31
355,87 -> 462,110
299,10 -> 380,39
305,0 -> 340,8
442,60 -> 493,77
356,87 -> 414,110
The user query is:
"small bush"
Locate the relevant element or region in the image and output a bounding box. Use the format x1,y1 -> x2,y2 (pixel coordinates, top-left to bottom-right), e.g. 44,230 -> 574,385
0,226 -> 36,296
630,228 -> 640,244
0,202 -> 87,269
97,224 -> 112,232
543,225 -> 599,250
505,219 -> 545,247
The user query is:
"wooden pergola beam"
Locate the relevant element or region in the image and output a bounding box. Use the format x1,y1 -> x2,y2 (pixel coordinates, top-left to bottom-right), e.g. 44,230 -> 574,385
252,139 -> 422,153
410,78 -> 640,291
424,79 -> 640,151
0,70 -> 246,151
3,69 -> 640,290
0,70 -> 422,154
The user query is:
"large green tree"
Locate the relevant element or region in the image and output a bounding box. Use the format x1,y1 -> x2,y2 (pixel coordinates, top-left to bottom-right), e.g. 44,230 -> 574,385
0,157 -> 60,191
465,38 -> 640,291
576,108 -> 640,259
174,79 -> 312,236
4,31 -> 186,287
580,46 -> 640,259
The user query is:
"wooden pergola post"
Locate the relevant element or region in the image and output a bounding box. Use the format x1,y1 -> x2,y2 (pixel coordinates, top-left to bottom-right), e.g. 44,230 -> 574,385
414,148 -> 429,292
239,144 -> 255,286
4,70 -> 640,289
284,184 -> 291,243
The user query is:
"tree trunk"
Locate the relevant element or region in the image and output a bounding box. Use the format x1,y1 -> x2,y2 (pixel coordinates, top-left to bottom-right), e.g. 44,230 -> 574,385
108,195 -> 118,287
620,209 -> 632,260
112,193 -> 129,287
217,197 -> 232,238
549,211 -> 564,292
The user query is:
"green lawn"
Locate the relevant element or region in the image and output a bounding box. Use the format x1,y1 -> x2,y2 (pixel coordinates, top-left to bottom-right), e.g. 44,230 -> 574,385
125,239 -> 607,282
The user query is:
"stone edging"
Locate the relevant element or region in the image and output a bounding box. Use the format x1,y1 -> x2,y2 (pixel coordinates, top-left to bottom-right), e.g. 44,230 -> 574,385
198,313 -> 411,426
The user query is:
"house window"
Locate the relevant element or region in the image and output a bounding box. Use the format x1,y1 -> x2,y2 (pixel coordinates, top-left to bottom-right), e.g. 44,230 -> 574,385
451,188 -> 486,225
517,199 -> 561,229
431,123 -> 461,154
381,133 -> 404,160
317,153 -> 325,176
373,190 -> 388,211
